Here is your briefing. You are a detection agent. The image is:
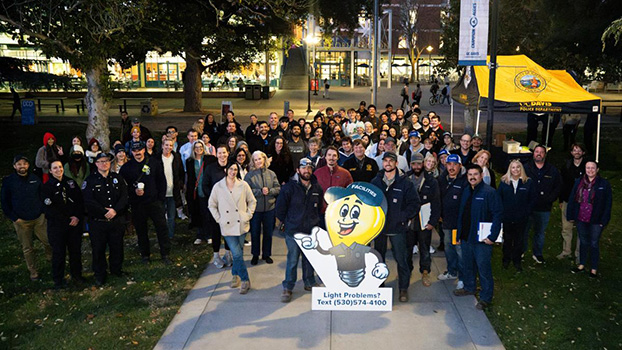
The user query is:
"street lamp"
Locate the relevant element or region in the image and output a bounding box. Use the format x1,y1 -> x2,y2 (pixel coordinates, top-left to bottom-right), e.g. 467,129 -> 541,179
426,45 -> 433,82
305,34 -> 320,113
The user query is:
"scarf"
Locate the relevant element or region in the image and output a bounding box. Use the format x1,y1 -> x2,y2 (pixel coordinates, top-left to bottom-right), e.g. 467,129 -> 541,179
574,174 -> 596,204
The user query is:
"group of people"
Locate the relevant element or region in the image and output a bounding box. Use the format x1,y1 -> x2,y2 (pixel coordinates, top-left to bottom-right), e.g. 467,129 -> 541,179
1,102 -> 612,307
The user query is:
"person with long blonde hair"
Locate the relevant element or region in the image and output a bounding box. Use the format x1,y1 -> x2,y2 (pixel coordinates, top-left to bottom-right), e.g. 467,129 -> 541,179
473,150 -> 495,188
497,160 -> 535,271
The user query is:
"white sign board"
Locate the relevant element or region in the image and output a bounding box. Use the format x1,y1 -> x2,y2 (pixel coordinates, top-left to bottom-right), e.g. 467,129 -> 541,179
458,0 -> 489,66
312,287 -> 392,311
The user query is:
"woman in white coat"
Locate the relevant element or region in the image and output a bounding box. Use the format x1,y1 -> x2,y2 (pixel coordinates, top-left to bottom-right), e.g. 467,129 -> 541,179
209,162 -> 257,294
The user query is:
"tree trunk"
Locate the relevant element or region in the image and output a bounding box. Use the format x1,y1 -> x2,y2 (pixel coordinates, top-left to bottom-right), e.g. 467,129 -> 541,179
85,64 -> 111,151
183,47 -> 203,113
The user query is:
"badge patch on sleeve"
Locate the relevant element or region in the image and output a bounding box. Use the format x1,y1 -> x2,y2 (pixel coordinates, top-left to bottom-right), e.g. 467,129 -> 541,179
44,198 -> 52,205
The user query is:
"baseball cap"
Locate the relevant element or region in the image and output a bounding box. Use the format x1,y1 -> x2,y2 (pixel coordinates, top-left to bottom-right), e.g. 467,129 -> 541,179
13,154 -> 29,165
446,154 -> 462,164
132,117 -> 140,123
409,130 -> 421,138
384,137 -> 397,144
325,182 -> 388,214
472,134 -> 483,140
382,152 -> 398,161
95,152 -> 113,161
130,141 -> 146,151
438,149 -> 450,157
442,131 -> 452,138
299,158 -> 314,168
410,152 -> 424,163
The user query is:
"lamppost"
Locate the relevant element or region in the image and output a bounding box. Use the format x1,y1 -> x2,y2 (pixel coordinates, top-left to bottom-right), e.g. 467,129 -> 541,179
305,35 -> 320,113
426,45 -> 433,82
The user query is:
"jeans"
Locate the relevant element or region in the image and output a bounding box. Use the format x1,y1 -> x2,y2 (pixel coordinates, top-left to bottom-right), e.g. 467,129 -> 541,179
443,228 -> 462,276
164,197 -> 176,238
523,211 -> 550,257
223,235 -> 249,281
461,240 -> 494,303
250,209 -> 274,258
374,233 -> 411,290
576,221 -> 603,270
282,233 -> 316,291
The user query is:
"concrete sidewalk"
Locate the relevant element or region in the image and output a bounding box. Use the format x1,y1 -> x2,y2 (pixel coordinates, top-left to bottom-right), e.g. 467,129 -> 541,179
155,232 -> 505,350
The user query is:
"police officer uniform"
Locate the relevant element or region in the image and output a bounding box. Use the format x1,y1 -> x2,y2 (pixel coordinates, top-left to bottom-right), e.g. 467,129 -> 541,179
42,174 -> 84,288
83,153 -> 128,285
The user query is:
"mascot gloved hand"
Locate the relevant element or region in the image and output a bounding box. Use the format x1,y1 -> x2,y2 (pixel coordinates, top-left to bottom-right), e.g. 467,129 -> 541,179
371,262 -> 389,279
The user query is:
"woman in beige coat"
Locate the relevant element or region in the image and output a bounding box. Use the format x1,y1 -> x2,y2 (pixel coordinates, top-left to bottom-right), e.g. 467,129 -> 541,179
208,162 -> 257,294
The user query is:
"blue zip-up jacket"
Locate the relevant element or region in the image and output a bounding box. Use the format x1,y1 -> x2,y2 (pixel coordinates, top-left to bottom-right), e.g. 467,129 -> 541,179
566,176 -> 612,227
457,181 -> 503,243
438,171 -> 468,229
275,173 -> 324,235
1,172 -> 44,222
497,178 -> 536,222
371,170 -> 420,235
524,160 -> 561,212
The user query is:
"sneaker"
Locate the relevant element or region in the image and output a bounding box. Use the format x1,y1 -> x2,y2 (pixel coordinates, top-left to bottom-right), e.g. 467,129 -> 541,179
421,271 -> 431,287
438,271 -> 458,280
193,239 -> 204,245
476,301 -> 489,310
456,280 -> 464,290
571,266 -> 585,274
453,288 -> 476,297
263,256 -> 274,264
429,246 -> 436,254
532,255 -> 545,264
244,240 -> 251,246
588,271 -> 598,279
413,245 -> 419,254
281,289 -> 293,303
230,275 -> 241,288
223,251 -> 233,267
251,256 -> 259,265
213,254 -> 225,269
240,280 -> 251,294
82,232 -> 89,237
207,238 -> 213,245
399,289 -> 409,302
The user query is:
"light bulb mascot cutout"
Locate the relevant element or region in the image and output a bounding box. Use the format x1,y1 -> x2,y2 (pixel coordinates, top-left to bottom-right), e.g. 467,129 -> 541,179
294,182 -> 389,289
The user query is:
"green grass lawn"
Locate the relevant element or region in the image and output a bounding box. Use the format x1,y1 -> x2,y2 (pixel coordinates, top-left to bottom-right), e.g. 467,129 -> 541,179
0,123 -> 212,349
0,122 -> 620,349
485,124 -> 622,349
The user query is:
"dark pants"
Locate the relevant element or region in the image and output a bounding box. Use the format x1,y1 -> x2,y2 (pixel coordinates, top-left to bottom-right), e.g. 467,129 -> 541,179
47,220 -> 82,285
132,201 -> 171,258
563,124 -> 579,151
461,240 -> 494,303
11,103 -> 21,119
374,233 -> 411,290
197,197 -> 210,241
415,229 -> 432,273
576,221 -> 603,270
400,95 -> 409,109
502,220 -> 526,265
250,209 -> 275,258
584,113 -> 598,155
89,220 -> 124,281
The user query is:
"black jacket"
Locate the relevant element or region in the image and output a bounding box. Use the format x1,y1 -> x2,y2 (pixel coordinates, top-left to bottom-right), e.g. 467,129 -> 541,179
42,176 -> 84,224
406,170 -> 441,229
566,176 -> 612,226
275,174 -> 323,235
343,156 -> 379,183
119,157 -> 166,205
371,171 -> 420,235
438,171 -> 469,229
1,172 -> 44,222
201,161 -> 227,200
524,160 -> 561,212
159,151 -> 185,207
560,158 -> 587,202
82,171 -> 128,222
497,178 -> 536,222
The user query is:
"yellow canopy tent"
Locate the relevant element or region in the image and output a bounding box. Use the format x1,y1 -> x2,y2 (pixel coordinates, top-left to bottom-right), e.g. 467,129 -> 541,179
451,55 -> 603,160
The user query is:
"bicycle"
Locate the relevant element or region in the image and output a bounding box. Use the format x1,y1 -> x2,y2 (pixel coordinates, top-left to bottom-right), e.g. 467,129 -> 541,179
429,93 -> 440,105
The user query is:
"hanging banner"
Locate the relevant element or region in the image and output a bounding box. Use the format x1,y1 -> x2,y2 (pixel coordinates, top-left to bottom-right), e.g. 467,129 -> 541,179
458,0 -> 489,66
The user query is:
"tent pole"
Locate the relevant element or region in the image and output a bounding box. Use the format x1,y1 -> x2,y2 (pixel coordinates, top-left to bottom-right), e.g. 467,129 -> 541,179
485,0 -> 500,148
475,109 -> 490,135
450,102 -> 454,134
545,114 -> 551,147
596,113 -> 601,162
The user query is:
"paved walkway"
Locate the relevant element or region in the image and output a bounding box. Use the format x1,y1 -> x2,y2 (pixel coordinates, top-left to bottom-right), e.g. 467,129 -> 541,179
155,232 -> 505,350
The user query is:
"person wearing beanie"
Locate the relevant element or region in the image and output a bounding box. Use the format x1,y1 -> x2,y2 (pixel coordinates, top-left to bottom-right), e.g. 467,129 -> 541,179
64,144 -> 90,187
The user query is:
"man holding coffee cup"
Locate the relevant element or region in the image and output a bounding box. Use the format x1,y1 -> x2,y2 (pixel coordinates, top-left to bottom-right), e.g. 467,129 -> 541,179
120,141 -> 172,264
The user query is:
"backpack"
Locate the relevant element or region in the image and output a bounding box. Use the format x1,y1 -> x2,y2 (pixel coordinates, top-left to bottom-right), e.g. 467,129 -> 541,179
400,87 -> 406,97
442,86 -> 448,95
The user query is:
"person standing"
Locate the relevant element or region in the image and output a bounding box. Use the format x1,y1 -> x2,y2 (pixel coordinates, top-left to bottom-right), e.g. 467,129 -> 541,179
288,124 -> 308,167
1,155 -> 52,280
323,78 -> 330,99
120,111 -> 132,144
185,140 -> 213,245
406,152 -> 441,287
209,162 -> 257,294
245,151 -> 280,266
567,161 -> 612,278
451,134 -> 477,166
64,145 -> 90,187
276,158 -> 323,302
268,136 -> 294,185
82,153 -> 128,285
10,86 -> 21,120
497,160 -> 535,272
412,83 -> 422,105
343,139 -> 379,182
119,141 -> 171,264
400,81 -> 410,109
437,155 -> 468,287
371,152 -> 420,302
454,164 -> 503,310
557,143 -> 587,260
179,129 -> 199,171
160,139 -> 184,238
42,160 -> 84,289
440,83 -> 451,105
561,114 -> 581,151
35,132 -> 65,183
523,145 -> 561,264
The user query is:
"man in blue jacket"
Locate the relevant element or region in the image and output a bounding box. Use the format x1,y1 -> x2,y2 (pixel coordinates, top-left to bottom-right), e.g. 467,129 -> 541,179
1,155 -> 52,280
437,155 -> 468,285
454,164 -> 503,310
276,158 -> 323,303
371,152 -> 420,302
